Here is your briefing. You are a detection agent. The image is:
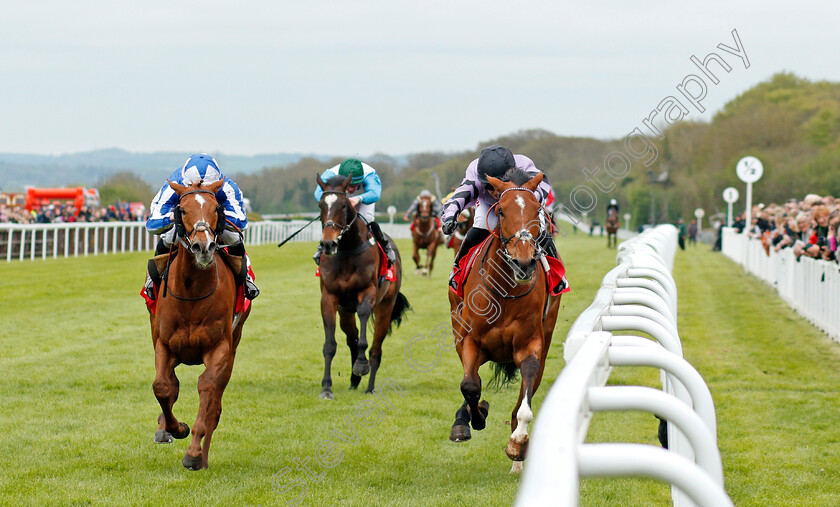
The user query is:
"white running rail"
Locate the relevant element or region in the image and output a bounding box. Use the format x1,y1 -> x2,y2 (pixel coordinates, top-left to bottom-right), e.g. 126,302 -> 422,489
516,225 -> 730,507
0,221 -> 412,261
721,227 -> 840,342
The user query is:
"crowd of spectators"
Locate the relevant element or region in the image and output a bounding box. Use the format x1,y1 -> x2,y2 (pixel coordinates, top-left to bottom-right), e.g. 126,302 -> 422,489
0,203 -> 148,225
732,193 -> 840,262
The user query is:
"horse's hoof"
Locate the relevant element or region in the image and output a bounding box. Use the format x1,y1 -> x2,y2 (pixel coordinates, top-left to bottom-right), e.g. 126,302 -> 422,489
319,390 -> 335,400
182,453 -> 204,471
510,461 -> 524,474
468,400 -> 489,431
352,359 -> 370,377
171,422 -> 190,440
449,424 -> 471,442
349,374 -> 362,390
153,430 -> 173,444
505,436 -> 529,461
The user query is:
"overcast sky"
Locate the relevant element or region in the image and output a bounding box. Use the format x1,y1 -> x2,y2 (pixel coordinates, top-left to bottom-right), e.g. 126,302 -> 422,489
2,1 -> 838,157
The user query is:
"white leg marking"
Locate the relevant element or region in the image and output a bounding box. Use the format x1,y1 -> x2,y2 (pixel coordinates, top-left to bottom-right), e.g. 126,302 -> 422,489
511,396 -> 533,440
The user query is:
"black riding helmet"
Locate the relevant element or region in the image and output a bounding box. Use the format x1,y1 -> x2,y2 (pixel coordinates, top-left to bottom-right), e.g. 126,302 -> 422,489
477,145 -> 516,185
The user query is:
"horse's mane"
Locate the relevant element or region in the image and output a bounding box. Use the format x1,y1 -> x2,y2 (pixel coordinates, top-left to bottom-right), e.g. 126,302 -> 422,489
501,167 -> 534,186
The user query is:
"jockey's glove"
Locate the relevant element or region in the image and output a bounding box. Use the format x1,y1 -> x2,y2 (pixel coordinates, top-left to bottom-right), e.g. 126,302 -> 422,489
442,218 -> 457,235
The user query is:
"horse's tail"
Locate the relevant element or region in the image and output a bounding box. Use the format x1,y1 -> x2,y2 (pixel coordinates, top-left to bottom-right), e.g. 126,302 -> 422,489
387,292 -> 411,335
487,361 -> 519,391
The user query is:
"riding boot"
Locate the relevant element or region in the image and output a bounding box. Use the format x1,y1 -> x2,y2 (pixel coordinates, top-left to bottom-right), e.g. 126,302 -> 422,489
227,242 -> 260,300
144,273 -> 156,300
368,221 -> 396,264
449,228 -> 491,291
154,238 -> 169,256
313,243 -> 324,265
538,233 -> 558,259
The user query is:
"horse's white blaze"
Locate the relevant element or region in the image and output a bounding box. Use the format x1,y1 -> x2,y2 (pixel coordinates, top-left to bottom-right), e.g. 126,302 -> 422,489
515,195 -> 525,211
324,194 -> 338,210
204,230 -> 212,243
195,194 -> 206,209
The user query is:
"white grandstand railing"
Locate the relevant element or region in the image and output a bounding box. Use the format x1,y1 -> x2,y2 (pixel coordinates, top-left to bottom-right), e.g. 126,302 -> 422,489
0,221 -> 412,261
516,225 -> 730,507
721,227 -> 840,342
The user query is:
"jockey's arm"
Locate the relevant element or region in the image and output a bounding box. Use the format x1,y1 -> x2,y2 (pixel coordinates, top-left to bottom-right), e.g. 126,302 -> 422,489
354,172 -> 382,206
217,178 -> 248,230
145,172 -> 182,234
432,199 -> 443,216
405,198 -> 419,219
441,171 -> 479,223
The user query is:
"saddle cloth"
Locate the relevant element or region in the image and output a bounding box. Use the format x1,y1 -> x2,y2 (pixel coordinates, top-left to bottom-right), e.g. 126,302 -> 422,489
452,237 -> 570,299
316,243 -> 395,283
141,249 -> 253,316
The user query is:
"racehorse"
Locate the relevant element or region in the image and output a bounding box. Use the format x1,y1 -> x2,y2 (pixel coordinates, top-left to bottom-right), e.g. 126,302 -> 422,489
316,174 -> 410,398
606,210 -> 620,248
447,170 -> 562,473
148,178 -> 251,470
410,196 -> 440,276
448,207 -> 474,253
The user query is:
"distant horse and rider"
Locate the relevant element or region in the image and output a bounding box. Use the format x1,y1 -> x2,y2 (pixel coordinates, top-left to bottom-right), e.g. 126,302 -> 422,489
407,192 -> 442,276
312,160 -> 410,399
606,199 -> 620,248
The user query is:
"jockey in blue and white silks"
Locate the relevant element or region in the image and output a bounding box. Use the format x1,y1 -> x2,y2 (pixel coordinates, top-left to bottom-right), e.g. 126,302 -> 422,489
147,153 -> 248,244
312,158 -> 395,265
145,153 -> 258,300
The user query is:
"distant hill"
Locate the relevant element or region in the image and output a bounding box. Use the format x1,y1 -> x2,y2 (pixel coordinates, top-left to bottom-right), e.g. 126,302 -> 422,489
0,149 -> 335,191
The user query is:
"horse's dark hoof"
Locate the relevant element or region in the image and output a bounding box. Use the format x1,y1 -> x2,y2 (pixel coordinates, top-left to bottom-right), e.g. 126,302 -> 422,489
468,400 -> 490,430
349,374 -> 361,390
657,417 -> 669,448
182,454 -> 203,470
450,424 -> 471,442
352,359 -> 370,377
154,430 -> 173,444
171,422 -> 190,440
319,389 -> 335,400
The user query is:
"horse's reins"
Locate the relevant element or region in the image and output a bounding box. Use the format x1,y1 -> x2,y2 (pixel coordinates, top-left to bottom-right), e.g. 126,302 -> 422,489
162,188 -> 225,301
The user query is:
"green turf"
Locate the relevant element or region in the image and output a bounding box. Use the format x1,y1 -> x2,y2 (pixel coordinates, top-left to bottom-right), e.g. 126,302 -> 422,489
1,234 -> 839,506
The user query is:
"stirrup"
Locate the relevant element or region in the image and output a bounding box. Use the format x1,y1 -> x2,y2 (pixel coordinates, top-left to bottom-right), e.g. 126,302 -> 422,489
448,267 -> 459,291
244,277 -> 260,300
144,275 -> 156,301
313,247 -> 322,266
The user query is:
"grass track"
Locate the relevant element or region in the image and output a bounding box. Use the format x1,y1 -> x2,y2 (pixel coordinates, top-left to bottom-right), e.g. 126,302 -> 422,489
1,233 -> 838,505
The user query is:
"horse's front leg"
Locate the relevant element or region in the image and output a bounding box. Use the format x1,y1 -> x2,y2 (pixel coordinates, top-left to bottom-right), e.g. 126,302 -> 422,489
183,341 -> 234,470
427,239 -> 437,276
352,289 -> 377,377
339,310 -> 362,390
320,293 -> 339,400
152,340 -> 190,443
506,347 -> 542,473
412,241 -> 421,274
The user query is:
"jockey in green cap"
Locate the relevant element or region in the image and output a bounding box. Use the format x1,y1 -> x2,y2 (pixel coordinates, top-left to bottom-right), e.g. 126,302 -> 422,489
313,158 -> 395,265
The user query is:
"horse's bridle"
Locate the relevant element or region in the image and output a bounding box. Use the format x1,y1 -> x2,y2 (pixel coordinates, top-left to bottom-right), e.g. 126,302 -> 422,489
163,188 -> 226,302
320,190 -> 358,243
174,188 -> 229,250
491,187 -> 547,266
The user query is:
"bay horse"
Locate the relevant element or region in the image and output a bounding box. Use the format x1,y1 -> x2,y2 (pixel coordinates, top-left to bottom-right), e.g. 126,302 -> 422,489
447,170 -> 562,473
410,196 -> 440,276
606,210 -> 620,248
148,178 -> 251,470
316,174 -> 410,399
448,207 -> 474,254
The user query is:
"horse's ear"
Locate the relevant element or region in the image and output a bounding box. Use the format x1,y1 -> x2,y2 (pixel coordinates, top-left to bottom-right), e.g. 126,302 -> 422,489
523,172 -> 544,192
207,177 -> 225,194
316,173 -> 327,191
168,179 -> 188,196
486,175 -> 510,199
